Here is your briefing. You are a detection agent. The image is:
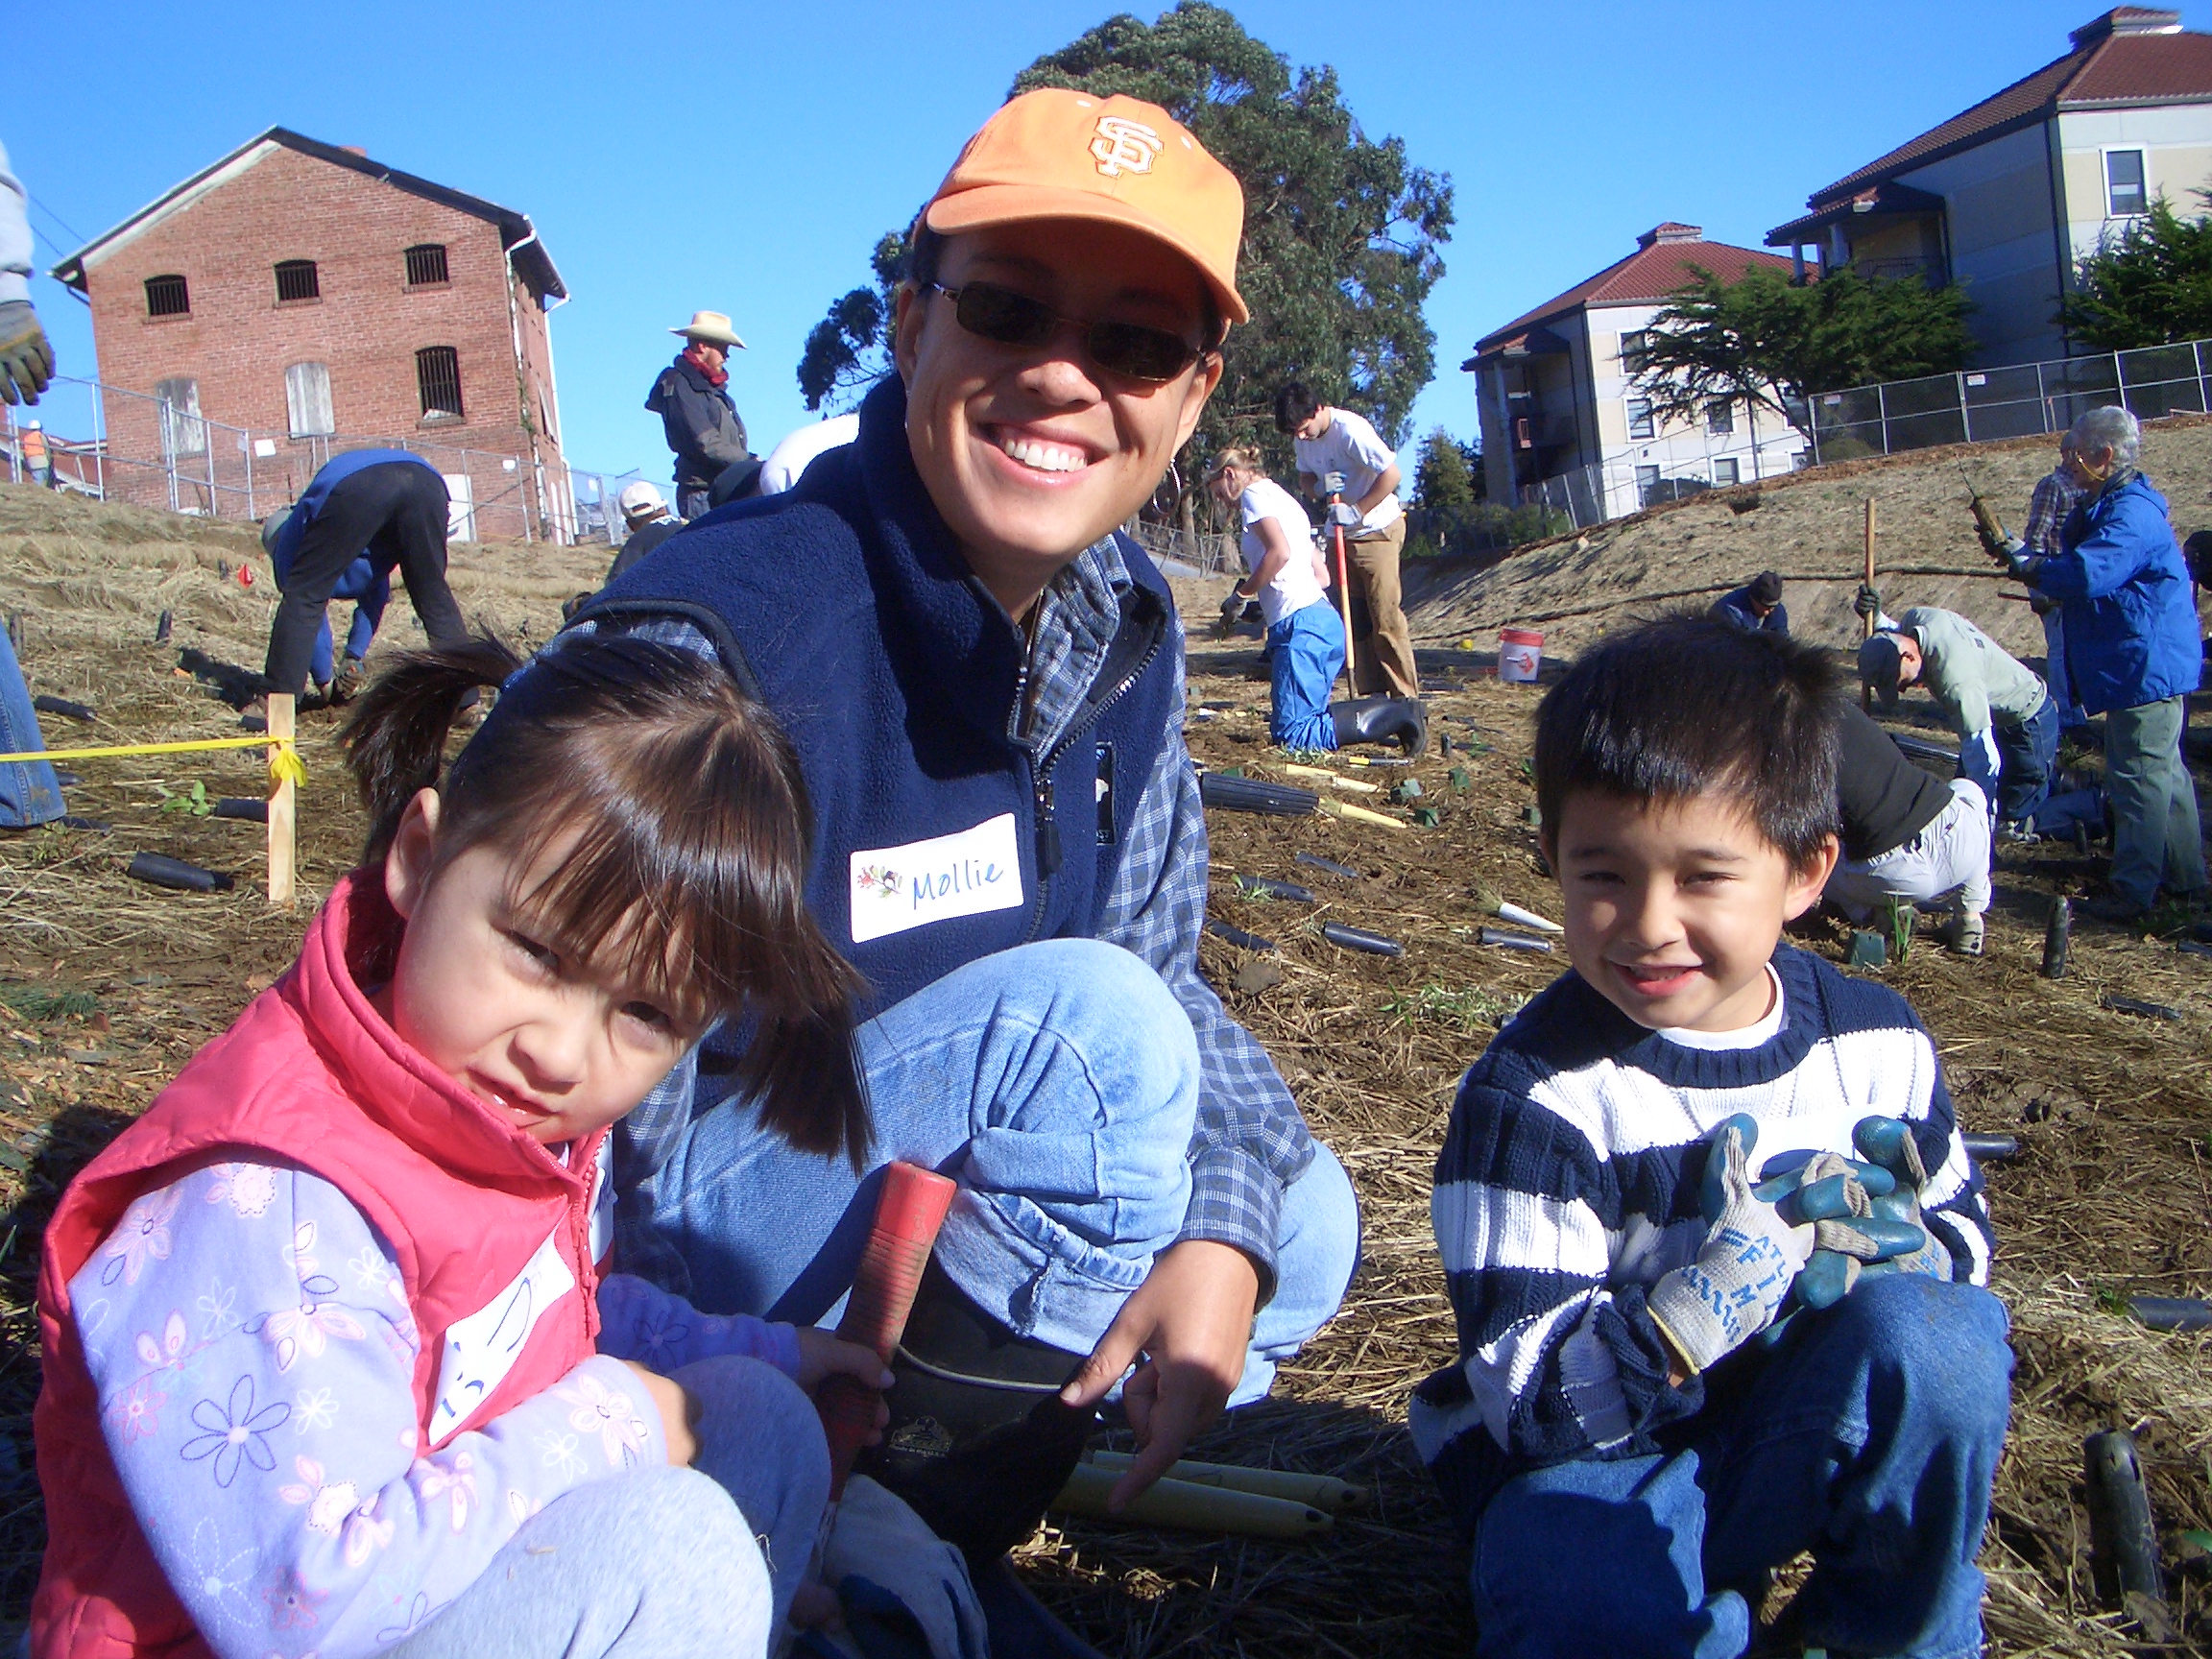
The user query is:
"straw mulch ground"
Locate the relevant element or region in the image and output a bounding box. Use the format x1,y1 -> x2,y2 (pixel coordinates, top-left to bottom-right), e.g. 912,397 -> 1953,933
2,481 -> 2210,1655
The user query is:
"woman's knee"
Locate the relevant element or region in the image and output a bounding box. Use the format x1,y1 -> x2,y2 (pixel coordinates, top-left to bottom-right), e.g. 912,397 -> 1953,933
677,1356 -> 832,1512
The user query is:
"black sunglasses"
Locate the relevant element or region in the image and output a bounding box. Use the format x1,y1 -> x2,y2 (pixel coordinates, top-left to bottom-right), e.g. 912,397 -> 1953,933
925,281 -> 1206,384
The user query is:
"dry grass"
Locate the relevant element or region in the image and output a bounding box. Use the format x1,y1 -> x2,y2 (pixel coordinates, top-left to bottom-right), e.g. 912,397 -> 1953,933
3,475 -> 2211,1655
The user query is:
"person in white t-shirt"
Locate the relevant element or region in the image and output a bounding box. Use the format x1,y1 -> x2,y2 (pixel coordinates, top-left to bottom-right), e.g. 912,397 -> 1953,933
757,412 -> 861,495
1276,380 -> 1419,701
1209,448 -> 1426,755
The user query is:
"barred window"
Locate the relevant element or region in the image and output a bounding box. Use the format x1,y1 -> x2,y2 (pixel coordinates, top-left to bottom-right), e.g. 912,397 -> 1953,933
404,244 -> 449,287
416,346 -> 463,419
145,274 -> 190,317
1627,398 -> 1655,440
275,260 -> 320,302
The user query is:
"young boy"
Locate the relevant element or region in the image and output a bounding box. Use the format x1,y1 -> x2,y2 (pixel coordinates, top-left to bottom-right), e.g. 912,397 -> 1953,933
1412,616 -> 2009,1659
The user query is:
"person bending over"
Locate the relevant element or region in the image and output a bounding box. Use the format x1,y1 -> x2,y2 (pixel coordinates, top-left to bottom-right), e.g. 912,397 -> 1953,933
1413,614 -> 2008,1659
1826,697 -> 1994,956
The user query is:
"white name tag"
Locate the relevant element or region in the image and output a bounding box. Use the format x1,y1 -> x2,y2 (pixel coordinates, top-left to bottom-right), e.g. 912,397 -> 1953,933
849,813 -> 1024,944
429,1226 -> 576,1440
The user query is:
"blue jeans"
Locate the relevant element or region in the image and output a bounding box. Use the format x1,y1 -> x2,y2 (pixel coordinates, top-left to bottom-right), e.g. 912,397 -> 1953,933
1470,1276 -> 2012,1659
1993,696 -> 2059,824
0,619 -> 62,829
310,566 -> 390,685
2040,610 -> 2089,731
642,939 -> 1358,1402
1267,600 -> 1345,751
2104,693 -> 2208,908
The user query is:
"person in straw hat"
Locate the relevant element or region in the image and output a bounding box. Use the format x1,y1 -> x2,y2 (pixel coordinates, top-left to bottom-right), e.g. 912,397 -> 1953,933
574,86 -> 1357,1557
647,309 -> 754,518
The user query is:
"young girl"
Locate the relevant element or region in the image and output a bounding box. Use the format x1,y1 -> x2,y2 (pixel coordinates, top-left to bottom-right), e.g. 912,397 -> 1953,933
1209,446 -> 1345,751
33,634 -> 890,1659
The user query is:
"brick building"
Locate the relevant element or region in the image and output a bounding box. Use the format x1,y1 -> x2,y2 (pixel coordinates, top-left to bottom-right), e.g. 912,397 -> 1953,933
51,128 -> 571,541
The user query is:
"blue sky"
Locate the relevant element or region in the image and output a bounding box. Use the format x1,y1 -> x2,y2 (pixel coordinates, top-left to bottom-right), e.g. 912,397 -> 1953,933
12,0 -> 2128,481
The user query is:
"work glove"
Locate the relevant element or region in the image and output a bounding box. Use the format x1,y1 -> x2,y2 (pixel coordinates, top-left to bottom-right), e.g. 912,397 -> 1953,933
1853,583 -> 1883,620
1322,469 -> 1347,497
1849,1116 -> 1953,1283
0,301 -> 54,406
1647,1116 -> 1815,1375
1328,500 -> 1362,529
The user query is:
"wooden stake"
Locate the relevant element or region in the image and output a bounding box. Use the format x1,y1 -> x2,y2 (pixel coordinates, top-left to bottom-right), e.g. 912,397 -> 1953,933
267,693 -> 297,909
1862,498 -> 1878,639
1861,499 -> 1878,710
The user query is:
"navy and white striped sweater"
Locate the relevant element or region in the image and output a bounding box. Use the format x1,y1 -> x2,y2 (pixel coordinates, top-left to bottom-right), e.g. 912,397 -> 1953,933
1410,945 -> 1993,1529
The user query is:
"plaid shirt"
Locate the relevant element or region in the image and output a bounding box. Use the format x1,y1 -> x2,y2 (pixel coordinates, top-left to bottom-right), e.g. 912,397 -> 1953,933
2024,468 -> 2086,559
602,534 -> 1314,1300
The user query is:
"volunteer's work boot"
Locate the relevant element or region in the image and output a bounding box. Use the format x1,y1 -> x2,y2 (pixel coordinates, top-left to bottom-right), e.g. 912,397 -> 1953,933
236,696 -> 269,733
330,655 -> 368,707
859,1261 -> 1097,1561
1938,911 -> 1985,957
1328,696 -> 1428,757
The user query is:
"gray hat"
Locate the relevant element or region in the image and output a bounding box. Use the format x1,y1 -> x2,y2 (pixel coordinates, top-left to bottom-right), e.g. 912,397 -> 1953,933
1857,633 -> 1904,709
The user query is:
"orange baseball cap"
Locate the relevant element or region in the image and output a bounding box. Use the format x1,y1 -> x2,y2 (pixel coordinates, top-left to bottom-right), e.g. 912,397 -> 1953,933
923,88 -> 1248,327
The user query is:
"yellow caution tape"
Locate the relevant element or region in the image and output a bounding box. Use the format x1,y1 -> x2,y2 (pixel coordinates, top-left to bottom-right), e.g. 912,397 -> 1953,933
0,733 -> 304,785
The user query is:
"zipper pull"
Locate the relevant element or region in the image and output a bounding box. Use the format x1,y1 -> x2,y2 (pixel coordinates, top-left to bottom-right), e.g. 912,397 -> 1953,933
1035,776 -> 1062,878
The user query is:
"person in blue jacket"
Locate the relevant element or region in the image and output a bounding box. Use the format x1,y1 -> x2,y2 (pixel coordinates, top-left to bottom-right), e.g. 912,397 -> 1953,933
260,505 -> 387,704
2001,405 -> 2206,923
1709,570 -> 1788,636
252,448 -> 468,721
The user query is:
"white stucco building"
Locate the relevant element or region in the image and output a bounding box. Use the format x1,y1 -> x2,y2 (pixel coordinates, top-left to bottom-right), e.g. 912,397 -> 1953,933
1767,7 -> 2212,367
1464,225 -> 1803,522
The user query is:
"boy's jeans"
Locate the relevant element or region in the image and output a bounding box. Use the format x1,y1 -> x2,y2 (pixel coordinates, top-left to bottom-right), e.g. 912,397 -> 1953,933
633,938 -> 1359,1403
1470,1276 -> 2012,1659
1267,599 -> 1346,752
0,618 -> 62,829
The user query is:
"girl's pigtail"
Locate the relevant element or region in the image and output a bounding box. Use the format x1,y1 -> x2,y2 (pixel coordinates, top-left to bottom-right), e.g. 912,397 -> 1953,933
339,635 -> 519,862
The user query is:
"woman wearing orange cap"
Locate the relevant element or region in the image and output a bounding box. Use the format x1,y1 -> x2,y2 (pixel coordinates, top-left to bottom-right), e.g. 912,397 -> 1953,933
579,87 -> 1356,1565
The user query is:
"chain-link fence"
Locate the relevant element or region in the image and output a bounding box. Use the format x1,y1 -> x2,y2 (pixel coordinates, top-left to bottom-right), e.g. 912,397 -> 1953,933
0,375 -> 640,547
1806,340 -> 2212,464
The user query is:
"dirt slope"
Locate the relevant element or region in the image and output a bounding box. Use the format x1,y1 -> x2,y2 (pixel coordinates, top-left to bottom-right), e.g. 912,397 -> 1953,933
1406,421 -> 2212,660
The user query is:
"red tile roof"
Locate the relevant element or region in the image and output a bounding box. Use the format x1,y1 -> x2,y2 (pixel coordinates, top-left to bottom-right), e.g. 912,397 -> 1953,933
1471,229 -> 1795,358
1798,12 -> 2212,211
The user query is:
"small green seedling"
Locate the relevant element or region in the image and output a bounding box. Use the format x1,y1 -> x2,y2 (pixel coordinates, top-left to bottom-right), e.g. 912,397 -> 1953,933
156,781 -> 214,817
1448,768 -> 1473,793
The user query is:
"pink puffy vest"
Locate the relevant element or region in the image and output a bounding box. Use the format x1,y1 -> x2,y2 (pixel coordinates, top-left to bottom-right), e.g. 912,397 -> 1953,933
32,873 -> 610,1658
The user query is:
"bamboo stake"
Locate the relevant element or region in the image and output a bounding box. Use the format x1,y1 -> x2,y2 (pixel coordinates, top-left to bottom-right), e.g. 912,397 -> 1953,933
1861,499 -> 1878,710
267,693 -> 296,909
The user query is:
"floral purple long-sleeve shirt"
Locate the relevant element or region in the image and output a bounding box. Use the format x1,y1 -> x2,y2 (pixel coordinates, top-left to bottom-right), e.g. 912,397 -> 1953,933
70,1159 -> 803,1659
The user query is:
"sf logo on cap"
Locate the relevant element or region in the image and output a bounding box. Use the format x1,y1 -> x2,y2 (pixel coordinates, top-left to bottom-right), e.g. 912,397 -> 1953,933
1091,116 -> 1165,179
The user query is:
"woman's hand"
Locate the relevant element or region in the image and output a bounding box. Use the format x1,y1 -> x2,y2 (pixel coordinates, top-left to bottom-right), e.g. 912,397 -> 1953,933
620,1359 -> 700,1467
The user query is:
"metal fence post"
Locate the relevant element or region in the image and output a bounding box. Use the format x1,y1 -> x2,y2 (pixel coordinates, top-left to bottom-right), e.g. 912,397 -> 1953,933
2036,361 -> 2051,436
244,432 -> 255,519
2197,340 -> 2209,414
1877,383 -> 1890,455
1957,372 -> 1972,444
2114,350 -> 2128,417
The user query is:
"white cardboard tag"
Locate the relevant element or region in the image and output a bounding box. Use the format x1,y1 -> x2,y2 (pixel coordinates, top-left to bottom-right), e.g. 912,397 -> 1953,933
849,813 -> 1024,944
428,1225 -> 576,1440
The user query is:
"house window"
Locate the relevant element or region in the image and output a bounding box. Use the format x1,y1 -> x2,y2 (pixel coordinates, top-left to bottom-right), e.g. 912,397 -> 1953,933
154,376 -> 204,457
144,274 -> 190,318
285,361 -> 335,438
1713,457 -> 1741,487
274,260 -> 320,303
1621,331 -> 1651,374
416,346 -> 464,419
405,243 -> 450,287
2106,150 -> 2148,217
1627,398 -> 1655,440
1706,397 -> 1734,435
1635,464 -> 1662,506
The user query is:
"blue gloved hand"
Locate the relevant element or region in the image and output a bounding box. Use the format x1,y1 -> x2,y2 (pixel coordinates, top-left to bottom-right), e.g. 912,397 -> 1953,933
1849,1115 -> 1954,1283
1749,1142 -> 1936,1311
1652,1116 -> 1815,1374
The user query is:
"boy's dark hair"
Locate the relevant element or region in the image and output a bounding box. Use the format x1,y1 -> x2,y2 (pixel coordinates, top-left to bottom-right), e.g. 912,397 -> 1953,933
1747,569 -> 1784,608
1273,380 -> 1320,434
341,633 -> 869,1165
1534,615 -> 1843,868
905,219 -> 1225,349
